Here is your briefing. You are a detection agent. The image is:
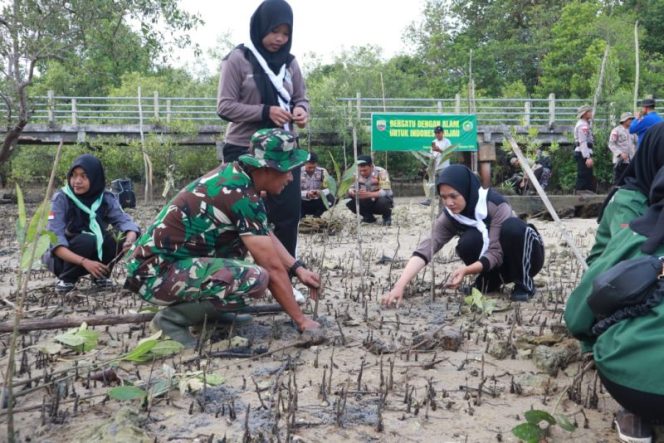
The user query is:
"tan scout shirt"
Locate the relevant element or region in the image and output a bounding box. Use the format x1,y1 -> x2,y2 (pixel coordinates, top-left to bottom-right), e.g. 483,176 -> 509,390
608,125 -> 636,164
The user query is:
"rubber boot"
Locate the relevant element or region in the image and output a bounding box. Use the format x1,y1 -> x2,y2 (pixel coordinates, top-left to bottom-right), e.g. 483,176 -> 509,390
151,302 -> 210,348
151,301 -> 253,348
190,301 -> 253,335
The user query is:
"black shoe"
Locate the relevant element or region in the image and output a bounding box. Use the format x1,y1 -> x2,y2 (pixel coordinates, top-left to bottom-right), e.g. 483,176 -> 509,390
55,279 -> 75,294
93,277 -> 114,289
361,216 -> 377,224
382,216 -> 392,226
614,409 -> 652,443
510,286 -> 534,302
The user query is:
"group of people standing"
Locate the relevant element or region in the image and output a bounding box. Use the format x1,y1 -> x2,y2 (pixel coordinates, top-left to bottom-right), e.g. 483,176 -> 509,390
37,1 -> 663,441
574,98 -> 663,192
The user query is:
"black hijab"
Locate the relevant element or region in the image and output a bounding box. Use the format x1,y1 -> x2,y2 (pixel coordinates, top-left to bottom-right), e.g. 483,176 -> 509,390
65,154 -> 106,232
598,122 -> 664,222
436,164 -> 505,219
622,122 -> 664,197
630,167 -> 664,253
249,0 -> 293,74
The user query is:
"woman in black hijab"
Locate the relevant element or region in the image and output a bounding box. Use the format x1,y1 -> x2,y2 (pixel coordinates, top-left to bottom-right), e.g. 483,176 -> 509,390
216,0 -> 309,258
382,165 -> 545,307
42,154 -> 140,293
587,121 -> 664,265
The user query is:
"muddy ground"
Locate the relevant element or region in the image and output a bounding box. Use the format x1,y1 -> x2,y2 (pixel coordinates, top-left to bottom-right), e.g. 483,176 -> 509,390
0,196 -> 626,442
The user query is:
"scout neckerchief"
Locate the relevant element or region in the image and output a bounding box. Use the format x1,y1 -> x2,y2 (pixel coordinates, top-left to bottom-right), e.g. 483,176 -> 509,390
62,185 -> 104,260
245,40 -> 292,131
445,187 -> 490,258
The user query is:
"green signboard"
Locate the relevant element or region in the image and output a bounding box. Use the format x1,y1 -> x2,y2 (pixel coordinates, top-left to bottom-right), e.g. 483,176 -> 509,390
371,113 -> 478,152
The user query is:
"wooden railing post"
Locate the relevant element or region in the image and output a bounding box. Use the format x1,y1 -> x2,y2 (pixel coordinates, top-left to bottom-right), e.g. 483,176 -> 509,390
71,98 -> 77,126
153,91 -> 160,120
548,93 -> 556,127
356,91 -> 362,121
437,100 -> 443,113
166,99 -> 172,124
524,100 -> 531,126
47,90 -> 55,125
454,93 -> 461,114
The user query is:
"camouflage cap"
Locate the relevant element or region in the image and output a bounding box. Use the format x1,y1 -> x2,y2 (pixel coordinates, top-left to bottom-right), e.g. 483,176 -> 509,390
239,128 -> 308,173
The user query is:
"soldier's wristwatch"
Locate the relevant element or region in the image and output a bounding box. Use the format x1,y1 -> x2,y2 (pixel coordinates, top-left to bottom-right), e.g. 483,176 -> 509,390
288,259 -> 307,278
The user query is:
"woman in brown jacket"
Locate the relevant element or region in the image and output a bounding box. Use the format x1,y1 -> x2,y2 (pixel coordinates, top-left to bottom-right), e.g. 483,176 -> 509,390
217,0 -> 309,257
382,165 -> 545,307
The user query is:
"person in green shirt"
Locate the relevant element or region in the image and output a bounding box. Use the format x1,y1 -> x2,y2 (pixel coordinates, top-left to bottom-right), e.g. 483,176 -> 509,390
565,122 -> 664,443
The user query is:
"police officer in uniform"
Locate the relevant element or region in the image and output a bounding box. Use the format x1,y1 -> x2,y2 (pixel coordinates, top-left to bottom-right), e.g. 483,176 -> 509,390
574,105 -> 594,193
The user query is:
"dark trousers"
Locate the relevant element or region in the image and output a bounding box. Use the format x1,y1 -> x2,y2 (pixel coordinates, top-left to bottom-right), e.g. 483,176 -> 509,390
599,371 -> 664,424
613,161 -> 629,185
455,218 -> 544,293
346,196 -> 393,220
51,233 -> 119,283
575,152 -> 594,191
301,195 -> 335,218
223,143 -> 301,256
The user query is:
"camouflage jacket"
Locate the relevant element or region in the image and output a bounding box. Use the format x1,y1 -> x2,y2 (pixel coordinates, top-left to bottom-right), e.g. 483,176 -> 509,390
125,162 -> 269,281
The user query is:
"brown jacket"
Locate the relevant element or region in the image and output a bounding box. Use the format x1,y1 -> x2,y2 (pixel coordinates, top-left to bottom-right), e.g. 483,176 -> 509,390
413,201 -> 513,272
217,47 -> 309,147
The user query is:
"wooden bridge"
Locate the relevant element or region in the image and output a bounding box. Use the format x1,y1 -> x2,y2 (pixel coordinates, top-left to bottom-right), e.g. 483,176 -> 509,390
5,93 -> 598,148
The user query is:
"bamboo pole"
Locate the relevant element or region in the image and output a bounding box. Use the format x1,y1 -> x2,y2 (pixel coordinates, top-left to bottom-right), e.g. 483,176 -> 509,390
352,126 -> 365,286
502,129 -> 588,271
634,20 -> 640,114
0,304 -> 285,333
592,44 -> 610,117
5,141 -> 63,443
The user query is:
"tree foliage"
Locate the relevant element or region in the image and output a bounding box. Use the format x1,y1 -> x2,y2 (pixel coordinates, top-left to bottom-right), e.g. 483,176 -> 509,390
0,0 -> 201,163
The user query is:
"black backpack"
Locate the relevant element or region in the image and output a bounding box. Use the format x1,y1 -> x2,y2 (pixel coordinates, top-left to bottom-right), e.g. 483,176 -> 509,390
111,178 -> 136,209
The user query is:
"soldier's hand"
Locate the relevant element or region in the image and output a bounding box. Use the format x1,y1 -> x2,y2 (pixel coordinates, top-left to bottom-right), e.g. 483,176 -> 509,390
296,267 -> 320,292
585,158 -> 594,168
297,317 -> 320,332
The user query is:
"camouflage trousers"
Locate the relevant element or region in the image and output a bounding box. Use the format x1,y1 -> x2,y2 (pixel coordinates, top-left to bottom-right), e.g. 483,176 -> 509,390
138,257 -> 269,307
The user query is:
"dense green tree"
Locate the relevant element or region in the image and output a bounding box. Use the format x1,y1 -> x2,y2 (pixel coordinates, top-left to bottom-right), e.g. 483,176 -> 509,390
0,0 -> 201,164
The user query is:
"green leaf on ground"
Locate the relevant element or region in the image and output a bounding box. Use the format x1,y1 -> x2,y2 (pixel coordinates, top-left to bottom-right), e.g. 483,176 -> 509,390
149,340 -> 184,357
555,414 -> 577,432
512,422 -> 544,443
108,386 -> 147,401
525,409 -> 556,425
122,339 -> 158,362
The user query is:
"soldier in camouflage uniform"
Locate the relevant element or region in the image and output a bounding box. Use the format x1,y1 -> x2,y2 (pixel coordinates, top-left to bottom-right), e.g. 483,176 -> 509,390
125,128 -> 321,347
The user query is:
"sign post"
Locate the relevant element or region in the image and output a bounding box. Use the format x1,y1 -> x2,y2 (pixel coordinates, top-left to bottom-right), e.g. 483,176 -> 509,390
371,113 -> 478,152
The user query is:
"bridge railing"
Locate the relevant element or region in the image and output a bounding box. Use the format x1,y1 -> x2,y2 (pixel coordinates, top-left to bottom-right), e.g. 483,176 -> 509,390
5,91 -> 588,128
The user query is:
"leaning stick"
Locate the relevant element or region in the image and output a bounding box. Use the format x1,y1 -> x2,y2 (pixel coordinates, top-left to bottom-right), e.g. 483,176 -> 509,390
502,129 -> 588,271
0,304 -> 285,333
634,21 -> 640,114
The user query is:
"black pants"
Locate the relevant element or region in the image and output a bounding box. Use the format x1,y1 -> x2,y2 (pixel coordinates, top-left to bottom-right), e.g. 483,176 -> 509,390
51,233 -> 120,283
575,152 -> 594,191
599,371 -> 664,424
455,218 -> 544,293
346,196 -> 393,221
223,143 -> 301,256
301,195 -> 335,218
613,161 -> 629,185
